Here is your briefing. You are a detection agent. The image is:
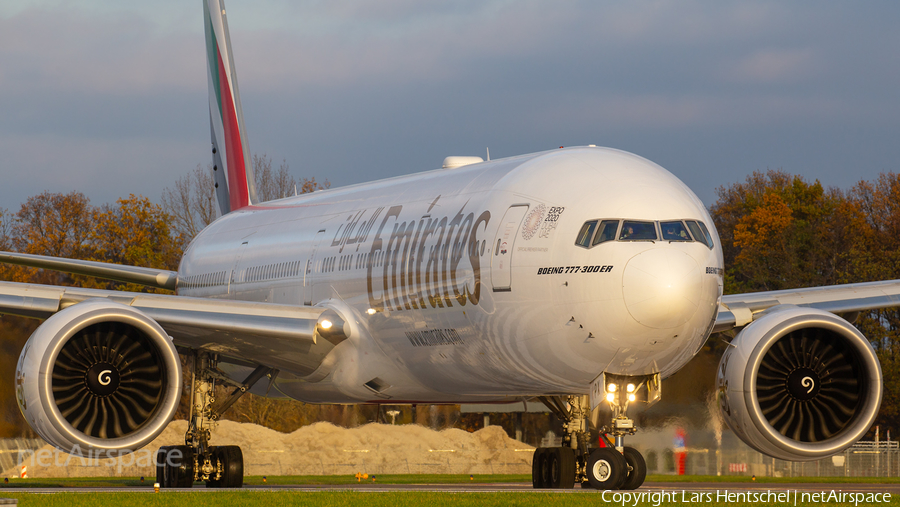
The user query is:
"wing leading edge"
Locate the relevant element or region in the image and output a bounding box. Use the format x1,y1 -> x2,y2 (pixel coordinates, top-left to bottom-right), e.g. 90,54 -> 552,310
714,279 -> 900,333
0,251 -> 178,291
0,280 -> 347,376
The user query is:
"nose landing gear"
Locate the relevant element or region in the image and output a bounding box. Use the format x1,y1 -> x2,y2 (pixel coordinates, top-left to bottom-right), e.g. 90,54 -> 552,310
531,373 -> 659,490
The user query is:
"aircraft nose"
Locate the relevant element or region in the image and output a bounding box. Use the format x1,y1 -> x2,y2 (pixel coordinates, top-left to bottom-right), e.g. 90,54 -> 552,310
622,248 -> 702,329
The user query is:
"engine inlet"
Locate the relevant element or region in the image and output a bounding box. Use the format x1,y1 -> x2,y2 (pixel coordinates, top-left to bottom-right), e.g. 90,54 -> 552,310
756,329 -> 862,442
51,322 -> 167,439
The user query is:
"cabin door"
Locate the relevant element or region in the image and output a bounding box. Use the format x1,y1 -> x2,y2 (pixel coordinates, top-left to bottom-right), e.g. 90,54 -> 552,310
303,230 -> 326,305
227,240 -> 249,296
490,205 -> 528,292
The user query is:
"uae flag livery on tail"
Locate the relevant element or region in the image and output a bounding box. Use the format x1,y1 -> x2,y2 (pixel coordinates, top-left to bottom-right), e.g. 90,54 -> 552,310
204,0 -> 257,213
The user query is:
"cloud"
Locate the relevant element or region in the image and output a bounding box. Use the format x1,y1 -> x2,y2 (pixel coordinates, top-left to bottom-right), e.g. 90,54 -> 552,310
0,133 -> 205,210
0,8 -> 202,95
1,0 -> 900,211
726,48 -> 819,84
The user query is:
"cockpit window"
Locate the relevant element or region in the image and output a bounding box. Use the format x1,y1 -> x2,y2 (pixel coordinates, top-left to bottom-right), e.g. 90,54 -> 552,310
619,221 -> 657,241
592,220 -> 619,246
575,218 -> 712,248
686,220 -> 714,249
660,221 -> 691,241
575,221 -> 597,248
697,221 -> 714,248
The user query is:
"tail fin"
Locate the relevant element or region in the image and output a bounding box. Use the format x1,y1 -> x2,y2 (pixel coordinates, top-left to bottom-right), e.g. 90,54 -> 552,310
205,0 -> 258,213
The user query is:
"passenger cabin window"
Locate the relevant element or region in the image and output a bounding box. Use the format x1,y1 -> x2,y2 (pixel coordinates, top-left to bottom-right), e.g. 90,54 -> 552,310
575,221 -> 598,248
661,221 -> 691,242
619,221 -> 657,241
592,220 -> 619,246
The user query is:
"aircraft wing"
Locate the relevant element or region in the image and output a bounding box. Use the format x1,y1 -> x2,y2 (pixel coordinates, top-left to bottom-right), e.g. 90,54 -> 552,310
714,279 -> 900,333
0,280 -> 346,375
0,251 -> 178,290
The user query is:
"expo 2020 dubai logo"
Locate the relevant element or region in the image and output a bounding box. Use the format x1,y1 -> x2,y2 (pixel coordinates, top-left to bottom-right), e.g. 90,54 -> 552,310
521,204 -> 546,240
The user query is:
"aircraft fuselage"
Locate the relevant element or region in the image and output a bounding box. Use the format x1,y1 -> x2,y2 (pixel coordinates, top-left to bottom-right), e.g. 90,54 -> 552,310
179,146 -> 724,403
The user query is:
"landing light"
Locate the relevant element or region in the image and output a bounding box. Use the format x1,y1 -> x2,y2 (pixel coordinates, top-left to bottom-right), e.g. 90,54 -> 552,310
320,319 -> 333,330
366,308 -> 376,315
607,384 -> 617,393
606,392 -> 615,402
626,383 -> 635,393
628,394 -> 636,402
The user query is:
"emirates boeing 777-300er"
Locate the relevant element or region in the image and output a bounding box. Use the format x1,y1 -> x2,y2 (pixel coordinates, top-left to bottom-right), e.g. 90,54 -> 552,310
1,0 -> 899,490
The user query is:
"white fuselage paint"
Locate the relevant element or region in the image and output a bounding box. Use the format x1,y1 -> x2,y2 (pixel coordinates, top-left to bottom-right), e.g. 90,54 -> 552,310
179,147 -> 724,404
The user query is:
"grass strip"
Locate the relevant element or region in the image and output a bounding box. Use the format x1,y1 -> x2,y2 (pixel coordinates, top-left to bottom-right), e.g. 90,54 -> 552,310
2,473 -> 899,489
2,491 -> 900,507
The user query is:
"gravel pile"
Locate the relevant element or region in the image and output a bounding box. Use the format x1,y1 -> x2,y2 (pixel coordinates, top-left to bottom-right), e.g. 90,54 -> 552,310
6,420 -> 534,478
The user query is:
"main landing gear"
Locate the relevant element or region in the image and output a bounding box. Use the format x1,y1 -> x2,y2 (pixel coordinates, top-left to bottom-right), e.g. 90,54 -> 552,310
157,351 -> 273,488
531,373 -> 659,490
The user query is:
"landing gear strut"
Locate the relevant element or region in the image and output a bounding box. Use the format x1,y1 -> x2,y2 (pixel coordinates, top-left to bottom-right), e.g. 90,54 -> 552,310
157,351 -> 272,488
531,373 -> 659,490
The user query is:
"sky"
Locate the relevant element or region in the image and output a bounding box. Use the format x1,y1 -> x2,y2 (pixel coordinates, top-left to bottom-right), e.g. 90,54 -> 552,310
1,1 -> 899,211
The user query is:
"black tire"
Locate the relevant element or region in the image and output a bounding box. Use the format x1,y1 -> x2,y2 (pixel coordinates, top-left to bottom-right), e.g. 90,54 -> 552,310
548,449 -> 561,488
620,447 -> 647,490
531,448 -> 546,489
555,447 -> 576,489
586,448 -> 626,490
155,446 -> 169,487
168,445 -> 195,488
208,445 -> 244,488
539,448 -> 552,488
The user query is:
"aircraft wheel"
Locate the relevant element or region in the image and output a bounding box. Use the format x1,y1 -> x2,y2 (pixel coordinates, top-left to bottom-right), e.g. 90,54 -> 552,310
158,445 -> 194,488
586,448 -> 626,490
620,447 -> 647,490
531,448 -> 547,488
155,446 -> 170,487
207,445 -> 244,488
549,447 -> 576,489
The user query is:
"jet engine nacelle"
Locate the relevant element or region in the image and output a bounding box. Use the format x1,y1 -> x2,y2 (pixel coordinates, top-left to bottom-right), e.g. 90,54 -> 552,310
16,299 -> 181,457
716,305 -> 882,461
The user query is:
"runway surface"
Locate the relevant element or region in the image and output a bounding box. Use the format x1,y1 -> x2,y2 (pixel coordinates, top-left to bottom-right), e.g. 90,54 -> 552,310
5,481 -> 900,494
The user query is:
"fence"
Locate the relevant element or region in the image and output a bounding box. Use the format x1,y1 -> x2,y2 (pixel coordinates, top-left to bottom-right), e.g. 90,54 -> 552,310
0,438 -> 45,475
642,440 -> 900,478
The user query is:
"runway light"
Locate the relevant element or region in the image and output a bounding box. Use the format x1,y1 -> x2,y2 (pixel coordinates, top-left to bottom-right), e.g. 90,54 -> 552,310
628,393 -> 636,402
626,383 -> 635,393
606,392 -> 615,402
367,308 -> 376,315
607,384 -> 617,393
320,319 -> 333,330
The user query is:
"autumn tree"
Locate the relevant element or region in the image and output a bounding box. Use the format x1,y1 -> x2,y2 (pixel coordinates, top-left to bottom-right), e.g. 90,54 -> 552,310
160,164 -> 218,244
843,173 -> 900,434
161,154 -> 329,245
0,192 -> 182,437
83,195 -> 182,292
710,170 -> 853,293
0,209 -> 12,251
707,170 -> 900,437
253,153 -> 329,202
1,192 -> 94,286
